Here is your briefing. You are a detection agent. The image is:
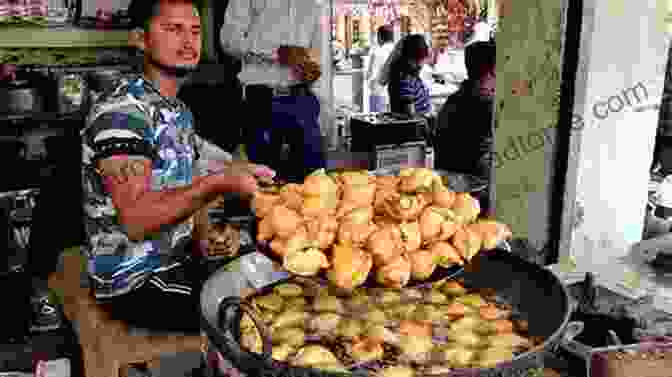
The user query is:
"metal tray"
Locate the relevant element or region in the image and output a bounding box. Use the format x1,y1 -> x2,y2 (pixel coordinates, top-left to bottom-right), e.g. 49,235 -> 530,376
373,167 -> 489,193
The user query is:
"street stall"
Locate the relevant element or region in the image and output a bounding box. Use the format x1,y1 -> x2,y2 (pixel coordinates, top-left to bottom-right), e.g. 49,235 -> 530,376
198,168 -> 580,377
5,0 -> 672,376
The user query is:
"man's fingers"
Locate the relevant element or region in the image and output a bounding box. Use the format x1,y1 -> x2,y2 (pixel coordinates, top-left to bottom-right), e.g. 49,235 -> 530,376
230,161 -> 275,179
214,173 -> 258,195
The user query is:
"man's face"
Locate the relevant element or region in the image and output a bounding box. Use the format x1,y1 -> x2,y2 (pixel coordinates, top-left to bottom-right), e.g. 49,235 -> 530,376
144,1 -> 201,71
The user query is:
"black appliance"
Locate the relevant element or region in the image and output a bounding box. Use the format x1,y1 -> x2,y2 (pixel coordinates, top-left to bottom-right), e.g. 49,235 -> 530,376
349,112 -> 432,171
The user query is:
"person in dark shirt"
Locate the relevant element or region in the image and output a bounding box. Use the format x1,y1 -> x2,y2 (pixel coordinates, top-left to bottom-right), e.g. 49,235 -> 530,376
435,41 -> 495,213
380,34 -> 433,116
435,41 -> 495,180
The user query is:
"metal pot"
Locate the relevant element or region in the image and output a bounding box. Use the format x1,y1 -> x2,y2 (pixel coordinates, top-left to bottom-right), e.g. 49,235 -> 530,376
200,248 -> 578,377
0,80 -> 44,114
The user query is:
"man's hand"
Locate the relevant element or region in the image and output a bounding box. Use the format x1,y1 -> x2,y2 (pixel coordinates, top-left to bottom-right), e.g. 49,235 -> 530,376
276,46 -> 322,82
206,160 -> 276,195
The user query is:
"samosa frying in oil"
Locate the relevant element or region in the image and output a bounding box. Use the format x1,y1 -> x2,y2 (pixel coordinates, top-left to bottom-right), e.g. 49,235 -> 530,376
327,243 -> 373,290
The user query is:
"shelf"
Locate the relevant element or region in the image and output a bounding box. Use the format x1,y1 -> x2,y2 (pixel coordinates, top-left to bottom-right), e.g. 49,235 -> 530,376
0,111 -> 83,123
0,25 -> 128,48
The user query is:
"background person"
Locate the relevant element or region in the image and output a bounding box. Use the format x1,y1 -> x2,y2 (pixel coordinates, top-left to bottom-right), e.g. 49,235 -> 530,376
653,42 -> 672,178
366,25 -> 395,113
379,34 -> 433,117
435,41 -> 495,212
220,0 -> 330,182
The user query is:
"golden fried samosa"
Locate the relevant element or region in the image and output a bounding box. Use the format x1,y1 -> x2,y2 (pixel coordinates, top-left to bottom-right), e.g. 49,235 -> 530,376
272,327 -> 305,346
302,169 -> 339,197
305,215 -> 338,249
290,345 -> 340,367
313,294 -> 343,313
375,254 -> 411,288
338,170 -> 373,186
407,248 -> 437,280
430,241 -> 464,267
301,193 -> 339,218
342,182 -> 377,207
308,312 -> 341,333
377,366 -> 415,377
383,193 -> 428,221
271,343 -> 296,361
349,337 -> 384,363
399,221 -> 422,253
254,293 -> 284,312
374,187 -> 398,215
273,283 -> 304,297
367,225 -> 403,266
436,345 -> 476,367
327,243 -> 373,290
469,220 -> 512,250
268,205 -> 303,239
279,183 -> 304,212
452,226 -> 483,262
252,191 -> 282,218
451,192 -> 481,224
399,335 -> 434,363
375,175 -> 399,190
257,216 -> 275,242
432,187 -> 456,208
473,347 -> 515,368
398,168 -> 440,193
419,207 -> 444,243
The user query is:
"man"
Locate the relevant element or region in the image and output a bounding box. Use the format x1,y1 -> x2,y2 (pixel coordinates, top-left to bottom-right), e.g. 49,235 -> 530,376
435,41 -> 495,210
220,0 -> 330,182
78,0 -> 274,332
366,26 -> 395,113
652,41 -> 672,177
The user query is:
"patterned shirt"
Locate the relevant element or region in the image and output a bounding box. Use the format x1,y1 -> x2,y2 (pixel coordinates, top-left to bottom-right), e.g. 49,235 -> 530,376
389,73 -> 433,115
81,74 -> 207,298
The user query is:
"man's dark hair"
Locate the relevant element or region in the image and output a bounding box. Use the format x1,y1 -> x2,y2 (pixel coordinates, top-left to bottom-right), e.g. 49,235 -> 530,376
128,0 -> 200,31
377,26 -> 394,44
465,41 -> 495,79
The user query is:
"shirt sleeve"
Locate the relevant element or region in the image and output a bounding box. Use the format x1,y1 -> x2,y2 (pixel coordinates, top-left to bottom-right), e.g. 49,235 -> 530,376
220,0 -> 252,59
83,111 -> 154,163
193,133 -> 233,162
366,49 -> 377,82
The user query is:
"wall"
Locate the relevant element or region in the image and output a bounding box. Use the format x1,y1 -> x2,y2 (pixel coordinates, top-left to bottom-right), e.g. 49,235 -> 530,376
562,0 -> 668,277
494,0 -> 564,251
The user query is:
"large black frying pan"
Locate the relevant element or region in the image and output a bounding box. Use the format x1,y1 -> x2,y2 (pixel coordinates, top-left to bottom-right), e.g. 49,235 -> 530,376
200,248 -> 575,377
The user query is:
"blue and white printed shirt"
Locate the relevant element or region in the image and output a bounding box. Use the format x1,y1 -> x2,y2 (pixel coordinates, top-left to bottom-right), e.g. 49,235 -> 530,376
81,74 -> 225,298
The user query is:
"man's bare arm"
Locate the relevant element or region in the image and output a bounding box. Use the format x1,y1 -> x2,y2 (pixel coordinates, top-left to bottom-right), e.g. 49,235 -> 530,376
97,155 -> 257,241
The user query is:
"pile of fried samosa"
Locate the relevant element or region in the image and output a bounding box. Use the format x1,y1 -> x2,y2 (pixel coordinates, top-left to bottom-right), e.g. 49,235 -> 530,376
252,168 -> 512,290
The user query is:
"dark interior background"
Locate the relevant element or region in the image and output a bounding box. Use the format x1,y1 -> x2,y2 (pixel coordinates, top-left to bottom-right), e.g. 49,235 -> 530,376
178,0 -> 245,154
